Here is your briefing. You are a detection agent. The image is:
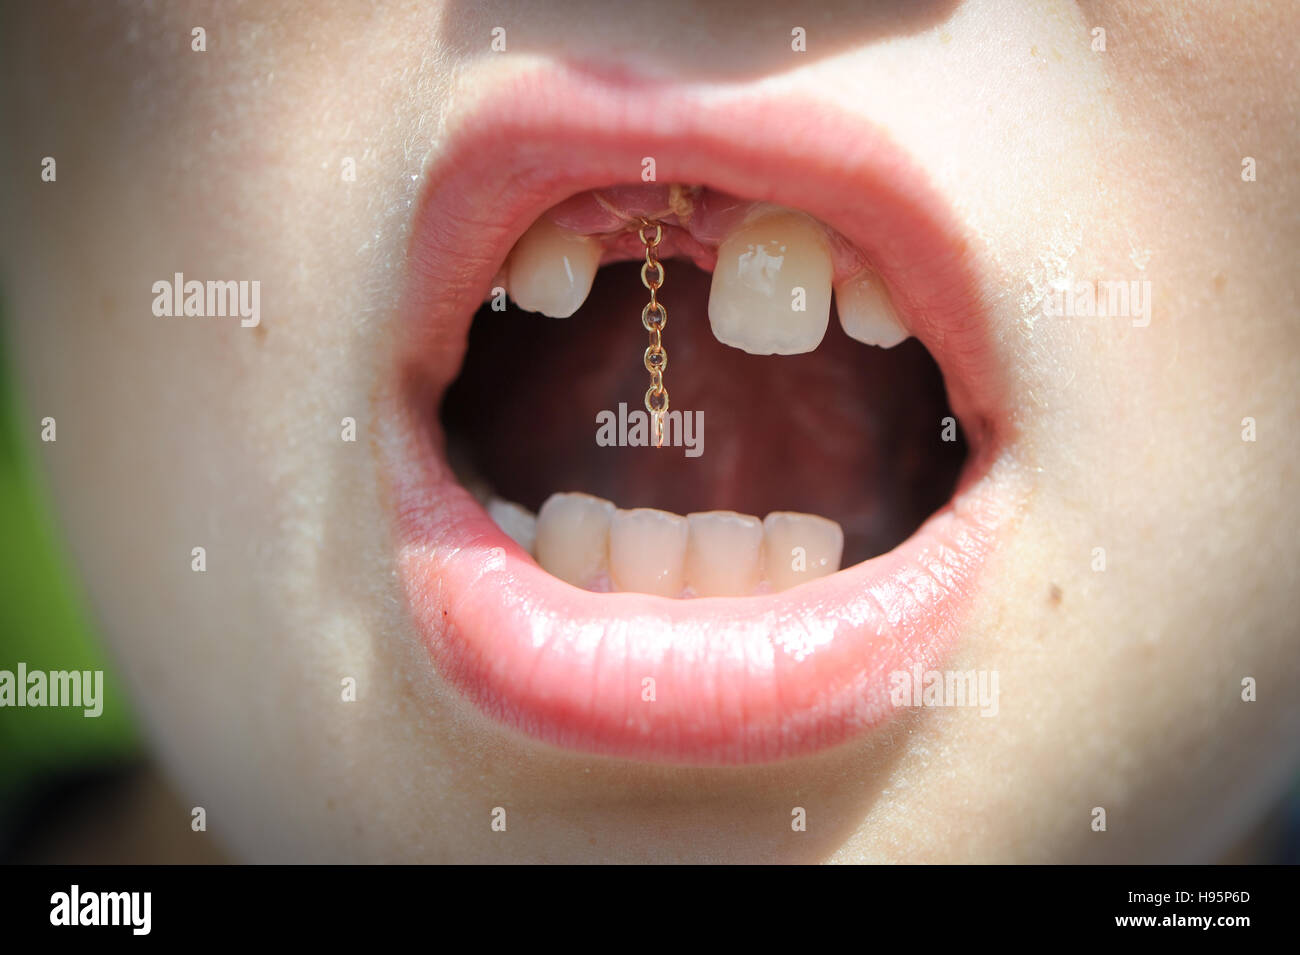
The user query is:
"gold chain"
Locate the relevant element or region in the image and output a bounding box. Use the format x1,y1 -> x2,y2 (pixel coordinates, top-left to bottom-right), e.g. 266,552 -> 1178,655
638,218 -> 668,448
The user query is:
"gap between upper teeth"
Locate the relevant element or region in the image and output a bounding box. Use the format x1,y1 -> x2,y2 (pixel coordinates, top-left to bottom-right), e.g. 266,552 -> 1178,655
482,491 -> 843,598
501,196 -> 910,353
477,191 -> 896,595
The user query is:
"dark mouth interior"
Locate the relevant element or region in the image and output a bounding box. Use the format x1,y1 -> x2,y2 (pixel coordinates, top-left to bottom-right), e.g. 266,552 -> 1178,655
442,258 -> 966,565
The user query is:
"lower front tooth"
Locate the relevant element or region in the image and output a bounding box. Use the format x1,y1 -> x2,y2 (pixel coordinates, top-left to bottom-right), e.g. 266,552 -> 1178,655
708,206 -> 833,355
506,217 -> 602,318
609,507 -> 688,597
487,498 -> 537,555
535,492 -> 615,588
685,511 -> 763,597
835,269 -> 909,348
762,512 -> 844,592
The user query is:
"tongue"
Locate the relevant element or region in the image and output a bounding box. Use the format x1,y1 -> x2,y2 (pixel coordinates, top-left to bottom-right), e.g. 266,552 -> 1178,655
442,261 -> 964,564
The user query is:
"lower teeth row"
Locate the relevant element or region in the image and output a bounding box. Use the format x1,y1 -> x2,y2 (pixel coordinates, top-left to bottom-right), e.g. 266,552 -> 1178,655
485,491 -> 844,598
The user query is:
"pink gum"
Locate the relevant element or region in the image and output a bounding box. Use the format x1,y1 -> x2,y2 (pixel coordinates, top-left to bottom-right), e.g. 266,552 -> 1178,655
542,184 -> 869,281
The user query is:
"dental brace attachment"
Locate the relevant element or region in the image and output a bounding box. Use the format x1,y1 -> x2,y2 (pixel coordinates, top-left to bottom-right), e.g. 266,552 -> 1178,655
637,218 -> 670,448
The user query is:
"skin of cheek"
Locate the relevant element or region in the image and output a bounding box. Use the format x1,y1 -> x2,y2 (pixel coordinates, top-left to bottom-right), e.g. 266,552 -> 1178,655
0,2 -> 467,861
0,0 -> 1295,862
842,3 -> 1300,862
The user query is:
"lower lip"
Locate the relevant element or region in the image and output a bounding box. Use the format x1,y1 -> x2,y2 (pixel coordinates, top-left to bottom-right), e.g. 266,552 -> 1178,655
386,67 -> 1016,765
390,397 -> 1011,765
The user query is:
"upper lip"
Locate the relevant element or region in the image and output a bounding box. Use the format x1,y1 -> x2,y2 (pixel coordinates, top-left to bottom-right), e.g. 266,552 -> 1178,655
380,63 -> 1021,765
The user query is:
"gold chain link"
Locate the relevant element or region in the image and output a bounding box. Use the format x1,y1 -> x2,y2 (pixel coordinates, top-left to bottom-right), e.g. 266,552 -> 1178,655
638,218 -> 668,447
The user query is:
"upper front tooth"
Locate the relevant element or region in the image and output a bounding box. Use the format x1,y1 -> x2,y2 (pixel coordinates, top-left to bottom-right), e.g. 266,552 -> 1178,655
506,217 -> 602,318
535,492 -> 615,588
608,507 -> 689,597
684,510 -> 763,597
836,269 -> 909,347
762,512 -> 844,592
708,207 -> 833,355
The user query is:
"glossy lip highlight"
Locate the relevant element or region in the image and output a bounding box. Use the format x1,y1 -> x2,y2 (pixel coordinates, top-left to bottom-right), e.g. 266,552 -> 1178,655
380,65 -> 1020,765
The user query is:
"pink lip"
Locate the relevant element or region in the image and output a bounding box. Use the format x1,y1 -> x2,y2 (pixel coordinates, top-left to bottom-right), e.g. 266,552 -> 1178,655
381,65 -> 1019,765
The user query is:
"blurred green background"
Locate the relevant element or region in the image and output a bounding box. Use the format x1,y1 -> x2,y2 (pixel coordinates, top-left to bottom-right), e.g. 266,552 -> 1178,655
0,316 -> 140,849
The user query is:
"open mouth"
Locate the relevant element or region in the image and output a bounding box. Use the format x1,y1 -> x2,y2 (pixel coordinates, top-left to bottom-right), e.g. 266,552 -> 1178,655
381,67 -> 1022,765
444,185 -> 968,593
